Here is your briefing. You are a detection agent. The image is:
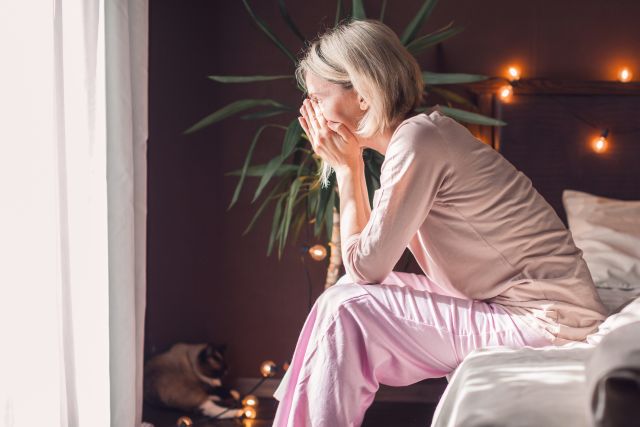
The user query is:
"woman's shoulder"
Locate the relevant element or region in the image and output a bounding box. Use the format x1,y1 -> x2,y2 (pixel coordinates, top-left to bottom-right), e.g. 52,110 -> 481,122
395,110 -> 443,131
388,110 -> 447,154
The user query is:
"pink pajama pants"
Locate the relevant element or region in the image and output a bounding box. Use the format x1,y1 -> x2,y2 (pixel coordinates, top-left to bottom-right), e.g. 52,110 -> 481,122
271,271 -> 553,427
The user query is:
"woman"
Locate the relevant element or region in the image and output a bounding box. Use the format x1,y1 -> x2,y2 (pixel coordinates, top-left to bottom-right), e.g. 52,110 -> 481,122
272,19 -> 607,427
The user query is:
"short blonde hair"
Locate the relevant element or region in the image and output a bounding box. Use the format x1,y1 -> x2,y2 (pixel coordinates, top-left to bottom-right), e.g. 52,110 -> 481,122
295,18 -> 424,187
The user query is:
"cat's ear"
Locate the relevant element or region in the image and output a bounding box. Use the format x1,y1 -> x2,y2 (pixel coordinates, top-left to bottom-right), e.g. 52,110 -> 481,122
205,344 -> 215,357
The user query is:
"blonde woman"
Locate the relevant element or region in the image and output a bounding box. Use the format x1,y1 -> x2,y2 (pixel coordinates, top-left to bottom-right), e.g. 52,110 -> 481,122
272,18 -> 607,426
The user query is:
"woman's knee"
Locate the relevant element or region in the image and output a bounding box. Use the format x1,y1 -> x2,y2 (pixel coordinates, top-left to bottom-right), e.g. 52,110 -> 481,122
316,282 -> 369,318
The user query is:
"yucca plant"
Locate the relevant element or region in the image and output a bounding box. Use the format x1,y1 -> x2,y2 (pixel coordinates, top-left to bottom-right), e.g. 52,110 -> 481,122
184,0 -> 506,288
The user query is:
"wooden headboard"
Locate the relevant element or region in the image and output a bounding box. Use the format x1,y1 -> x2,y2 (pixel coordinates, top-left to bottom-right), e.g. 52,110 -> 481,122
466,78 -> 640,226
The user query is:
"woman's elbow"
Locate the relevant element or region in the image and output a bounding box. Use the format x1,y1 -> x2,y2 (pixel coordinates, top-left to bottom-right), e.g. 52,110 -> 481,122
343,258 -> 389,285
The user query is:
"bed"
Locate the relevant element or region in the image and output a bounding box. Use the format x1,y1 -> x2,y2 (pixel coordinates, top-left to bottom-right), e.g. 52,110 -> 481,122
429,187 -> 640,427
426,75 -> 640,426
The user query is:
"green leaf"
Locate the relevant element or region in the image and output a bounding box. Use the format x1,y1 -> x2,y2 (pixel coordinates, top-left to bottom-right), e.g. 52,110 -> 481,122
334,0 -> 344,26
267,195 -> 286,256
418,105 -> 507,126
291,209 -> 307,245
241,0 -> 297,65
422,71 -> 489,85
253,155 -> 285,203
207,75 -> 293,83
251,118 -> 303,203
279,177 -> 303,255
426,86 -> 476,109
183,99 -> 289,134
352,0 -> 366,19
228,124 -> 284,211
241,108 -> 290,120
281,118 -> 303,158
324,186 -> 336,242
306,188 -> 318,218
400,0 -> 439,45
314,174 -> 335,236
379,0 -> 387,22
242,178 -> 288,236
364,164 -> 376,206
278,0 -> 306,42
225,163 -> 298,177
406,22 -> 464,56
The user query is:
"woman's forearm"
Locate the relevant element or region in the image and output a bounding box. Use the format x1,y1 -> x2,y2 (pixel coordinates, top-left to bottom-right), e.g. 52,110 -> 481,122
335,160 -> 371,243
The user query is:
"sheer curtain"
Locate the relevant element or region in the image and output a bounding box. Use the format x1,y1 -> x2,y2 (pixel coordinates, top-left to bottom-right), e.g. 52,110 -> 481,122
0,1 -> 148,426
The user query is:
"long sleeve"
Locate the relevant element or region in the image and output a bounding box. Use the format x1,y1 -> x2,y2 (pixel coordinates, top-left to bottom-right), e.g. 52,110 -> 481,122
341,118 -> 452,285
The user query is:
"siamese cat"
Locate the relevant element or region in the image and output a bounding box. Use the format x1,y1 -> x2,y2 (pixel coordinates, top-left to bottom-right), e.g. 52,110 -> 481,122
144,342 -> 243,419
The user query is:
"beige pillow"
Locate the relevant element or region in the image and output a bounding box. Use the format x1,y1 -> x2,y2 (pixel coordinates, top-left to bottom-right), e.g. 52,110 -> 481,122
562,189 -> 640,313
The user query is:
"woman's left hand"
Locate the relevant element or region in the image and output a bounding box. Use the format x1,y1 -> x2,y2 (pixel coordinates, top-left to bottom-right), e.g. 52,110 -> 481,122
298,98 -> 362,174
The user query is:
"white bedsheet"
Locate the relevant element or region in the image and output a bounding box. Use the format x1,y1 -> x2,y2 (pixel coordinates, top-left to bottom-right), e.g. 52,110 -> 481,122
431,342 -> 595,427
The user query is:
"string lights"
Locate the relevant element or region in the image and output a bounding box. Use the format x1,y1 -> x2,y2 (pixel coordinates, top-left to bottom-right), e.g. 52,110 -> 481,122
175,359 -> 290,425
498,84 -> 514,102
498,64 -> 638,153
591,129 -> 609,154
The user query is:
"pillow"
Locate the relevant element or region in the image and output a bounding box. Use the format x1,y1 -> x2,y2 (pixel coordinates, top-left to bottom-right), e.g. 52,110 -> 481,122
562,189 -> 640,292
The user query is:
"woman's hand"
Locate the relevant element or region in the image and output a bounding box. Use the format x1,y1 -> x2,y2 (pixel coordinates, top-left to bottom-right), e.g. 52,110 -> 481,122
298,98 -> 362,174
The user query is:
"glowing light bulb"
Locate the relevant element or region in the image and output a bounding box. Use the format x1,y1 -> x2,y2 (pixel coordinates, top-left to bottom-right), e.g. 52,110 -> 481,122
618,67 -> 632,82
260,360 -> 277,377
308,244 -> 327,261
242,406 -> 257,419
176,416 -> 193,426
498,84 -> 513,102
591,129 -> 609,153
242,394 -> 259,407
507,66 -> 521,81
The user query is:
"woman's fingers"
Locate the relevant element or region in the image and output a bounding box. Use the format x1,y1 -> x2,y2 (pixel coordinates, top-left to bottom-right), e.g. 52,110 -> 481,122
309,98 -> 326,127
302,99 -> 320,136
298,116 -> 312,146
327,121 -> 353,144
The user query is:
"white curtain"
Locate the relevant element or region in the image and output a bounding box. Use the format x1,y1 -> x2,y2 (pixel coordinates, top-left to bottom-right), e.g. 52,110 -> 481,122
0,0 -> 148,426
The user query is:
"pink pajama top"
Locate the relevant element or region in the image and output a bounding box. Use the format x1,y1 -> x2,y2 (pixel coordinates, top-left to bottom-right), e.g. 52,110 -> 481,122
341,110 -> 607,345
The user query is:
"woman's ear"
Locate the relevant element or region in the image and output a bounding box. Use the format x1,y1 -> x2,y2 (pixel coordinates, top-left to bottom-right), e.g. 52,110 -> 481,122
358,96 -> 368,111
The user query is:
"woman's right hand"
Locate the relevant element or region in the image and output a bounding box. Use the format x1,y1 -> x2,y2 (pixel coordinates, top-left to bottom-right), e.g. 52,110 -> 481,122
298,98 -> 362,174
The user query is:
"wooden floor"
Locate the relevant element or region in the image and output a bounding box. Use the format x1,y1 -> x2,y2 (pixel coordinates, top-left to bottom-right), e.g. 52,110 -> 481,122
143,398 -> 438,426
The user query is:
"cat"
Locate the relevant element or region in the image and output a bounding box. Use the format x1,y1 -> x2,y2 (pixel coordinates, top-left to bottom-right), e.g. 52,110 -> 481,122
143,342 -> 244,419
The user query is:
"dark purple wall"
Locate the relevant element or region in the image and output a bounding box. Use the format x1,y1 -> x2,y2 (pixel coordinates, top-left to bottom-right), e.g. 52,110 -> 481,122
146,0 -> 640,378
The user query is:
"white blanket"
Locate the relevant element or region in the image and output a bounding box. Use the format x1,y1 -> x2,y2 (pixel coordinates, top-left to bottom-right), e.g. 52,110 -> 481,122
431,296 -> 640,427
431,342 -> 595,427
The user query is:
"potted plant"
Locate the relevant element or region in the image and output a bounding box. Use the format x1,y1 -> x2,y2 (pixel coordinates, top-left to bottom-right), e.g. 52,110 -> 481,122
184,0 -> 506,288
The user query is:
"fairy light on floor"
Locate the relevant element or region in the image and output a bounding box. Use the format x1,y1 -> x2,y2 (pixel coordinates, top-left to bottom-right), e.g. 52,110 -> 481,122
175,359 -> 290,426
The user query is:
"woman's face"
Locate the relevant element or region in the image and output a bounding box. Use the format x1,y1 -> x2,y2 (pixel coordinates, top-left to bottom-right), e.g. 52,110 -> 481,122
304,72 -> 366,135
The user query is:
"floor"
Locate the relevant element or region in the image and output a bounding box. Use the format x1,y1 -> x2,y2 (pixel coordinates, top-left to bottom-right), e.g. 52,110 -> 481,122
142,398 -> 438,427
